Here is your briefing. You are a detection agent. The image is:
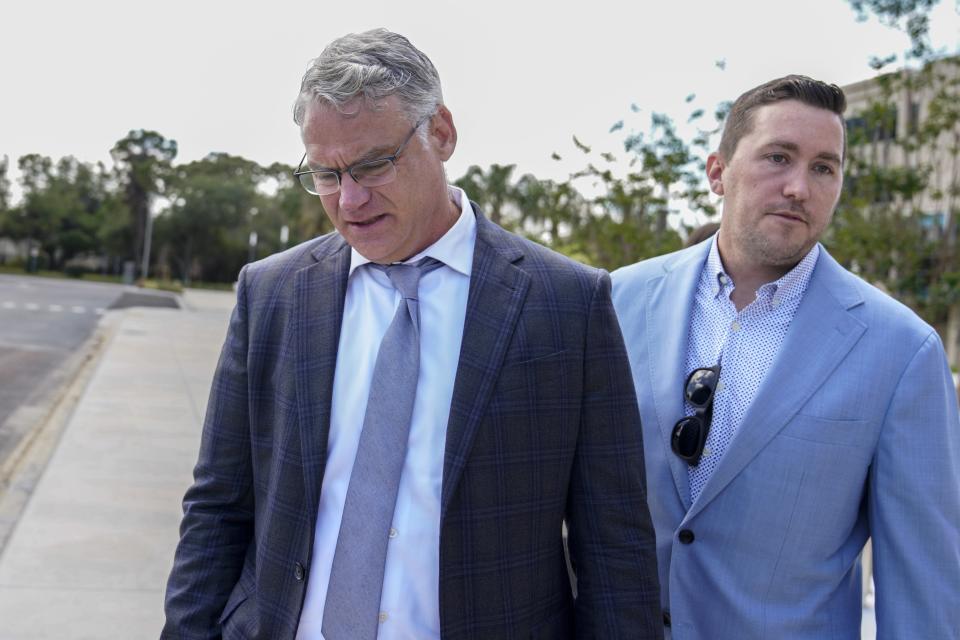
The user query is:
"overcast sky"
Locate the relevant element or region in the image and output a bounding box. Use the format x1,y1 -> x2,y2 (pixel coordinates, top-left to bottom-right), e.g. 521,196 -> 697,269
2,0 -> 958,200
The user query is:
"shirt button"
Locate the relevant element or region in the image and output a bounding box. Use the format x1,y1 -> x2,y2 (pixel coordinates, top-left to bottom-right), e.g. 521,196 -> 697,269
389,528 -> 398,539
702,445 -> 712,457
715,380 -> 725,393
771,297 -> 781,308
731,320 -> 741,331
379,612 -> 388,624
719,274 -> 729,284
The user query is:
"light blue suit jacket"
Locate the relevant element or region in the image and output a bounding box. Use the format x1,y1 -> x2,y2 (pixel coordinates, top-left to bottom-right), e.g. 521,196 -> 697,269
612,239 -> 960,639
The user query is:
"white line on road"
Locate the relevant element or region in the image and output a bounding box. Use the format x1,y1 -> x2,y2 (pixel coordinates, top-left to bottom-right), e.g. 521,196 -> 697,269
0,301 -> 104,314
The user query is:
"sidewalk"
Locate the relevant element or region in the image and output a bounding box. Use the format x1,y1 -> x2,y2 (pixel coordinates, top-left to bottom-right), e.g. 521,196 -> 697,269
0,289 -> 235,640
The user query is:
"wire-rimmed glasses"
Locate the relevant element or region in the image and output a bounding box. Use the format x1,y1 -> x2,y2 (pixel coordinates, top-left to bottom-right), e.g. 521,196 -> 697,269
293,114 -> 431,196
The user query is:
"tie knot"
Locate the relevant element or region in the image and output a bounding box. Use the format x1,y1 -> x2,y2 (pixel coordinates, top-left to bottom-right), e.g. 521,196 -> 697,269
378,257 -> 443,299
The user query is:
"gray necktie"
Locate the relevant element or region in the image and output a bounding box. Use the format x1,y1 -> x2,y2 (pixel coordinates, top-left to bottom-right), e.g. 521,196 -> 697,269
322,257 -> 443,640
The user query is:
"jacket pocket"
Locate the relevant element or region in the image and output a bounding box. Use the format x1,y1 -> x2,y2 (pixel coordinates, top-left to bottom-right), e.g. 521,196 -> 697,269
218,576 -> 253,627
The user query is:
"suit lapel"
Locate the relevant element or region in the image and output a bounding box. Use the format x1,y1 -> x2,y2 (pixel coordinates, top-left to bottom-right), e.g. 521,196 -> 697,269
685,249 -> 867,519
295,234 -> 351,518
441,211 -> 531,518
644,244 -> 709,511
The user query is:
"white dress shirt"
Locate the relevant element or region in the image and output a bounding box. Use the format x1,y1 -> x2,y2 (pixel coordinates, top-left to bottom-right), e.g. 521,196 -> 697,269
684,235 -> 819,503
296,187 -> 476,640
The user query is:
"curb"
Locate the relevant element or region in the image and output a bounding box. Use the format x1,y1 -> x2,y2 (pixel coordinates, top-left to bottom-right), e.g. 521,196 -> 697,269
0,311 -> 123,555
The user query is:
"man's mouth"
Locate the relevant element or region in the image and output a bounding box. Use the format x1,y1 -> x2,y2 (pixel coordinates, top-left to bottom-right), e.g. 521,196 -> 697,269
768,210 -> 806,224
348,214 -> 387,227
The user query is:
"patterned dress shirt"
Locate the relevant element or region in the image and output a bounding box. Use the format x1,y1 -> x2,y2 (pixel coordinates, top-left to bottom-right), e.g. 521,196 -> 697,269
684,236 -> 820,502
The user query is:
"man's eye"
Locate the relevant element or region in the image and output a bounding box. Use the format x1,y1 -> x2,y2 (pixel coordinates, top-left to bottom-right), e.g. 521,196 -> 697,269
353,159 -> 393,179
313,172 -> 339,187
769,153 -> 788,164
813,164 -> 835,175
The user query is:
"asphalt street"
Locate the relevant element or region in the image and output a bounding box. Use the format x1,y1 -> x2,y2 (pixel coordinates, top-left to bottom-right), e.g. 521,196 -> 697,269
0,275 -> 127,466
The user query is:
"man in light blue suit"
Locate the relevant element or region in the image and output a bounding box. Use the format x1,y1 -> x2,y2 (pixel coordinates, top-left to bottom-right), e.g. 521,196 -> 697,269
612,75 -> 960,639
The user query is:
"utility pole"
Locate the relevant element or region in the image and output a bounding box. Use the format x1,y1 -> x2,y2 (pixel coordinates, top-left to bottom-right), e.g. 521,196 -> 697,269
248,231 -> 258,263
140,209 -> 154,281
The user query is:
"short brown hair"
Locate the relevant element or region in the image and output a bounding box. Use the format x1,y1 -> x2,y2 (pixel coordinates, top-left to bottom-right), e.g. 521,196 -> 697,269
718,75 -> 847,161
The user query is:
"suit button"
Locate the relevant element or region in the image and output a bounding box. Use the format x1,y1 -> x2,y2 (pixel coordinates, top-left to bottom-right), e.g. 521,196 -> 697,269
662,609 -> 671,627
678,529 -> 695,544
294,562 -> 306,581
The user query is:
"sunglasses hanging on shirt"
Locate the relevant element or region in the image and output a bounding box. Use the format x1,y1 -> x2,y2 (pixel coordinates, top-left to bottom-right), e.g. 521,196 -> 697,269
671,363 -> 722,466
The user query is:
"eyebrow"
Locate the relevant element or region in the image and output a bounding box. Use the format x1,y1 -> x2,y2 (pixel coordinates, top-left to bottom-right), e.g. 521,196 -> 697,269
763,141 -> 842,165
307,144 -> 395,172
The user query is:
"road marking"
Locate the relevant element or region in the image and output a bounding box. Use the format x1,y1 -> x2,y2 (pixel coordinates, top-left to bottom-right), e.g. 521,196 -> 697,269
0,301 -> 104,314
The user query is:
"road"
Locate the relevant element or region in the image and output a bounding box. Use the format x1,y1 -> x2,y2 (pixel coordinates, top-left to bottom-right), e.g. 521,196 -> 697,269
0,275 -> 126,465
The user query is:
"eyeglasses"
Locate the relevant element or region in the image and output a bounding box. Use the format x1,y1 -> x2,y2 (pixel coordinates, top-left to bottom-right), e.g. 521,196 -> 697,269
671,363 -> 721,466
293,114 -> 431,196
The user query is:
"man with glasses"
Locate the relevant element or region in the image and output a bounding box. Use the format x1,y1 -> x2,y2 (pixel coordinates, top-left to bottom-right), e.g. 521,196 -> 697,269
162,29 -> 661,639
612,75 -> 960,638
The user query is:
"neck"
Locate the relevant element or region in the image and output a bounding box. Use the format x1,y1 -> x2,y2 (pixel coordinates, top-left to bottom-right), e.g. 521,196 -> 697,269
396,195 -> 460,264
716,237 -> 794,312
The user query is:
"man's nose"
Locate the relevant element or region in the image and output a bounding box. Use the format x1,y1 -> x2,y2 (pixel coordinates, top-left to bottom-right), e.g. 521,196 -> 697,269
783,166 -> 810,200
338,173 -> 371,212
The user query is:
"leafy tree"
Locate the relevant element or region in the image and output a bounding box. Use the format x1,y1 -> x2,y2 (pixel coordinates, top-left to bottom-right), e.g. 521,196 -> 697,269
111,130 -> 177,275
0,155 -> 10,215
157,153 -> 262,284
5,154 -> 59,266
2,155 -> 116,269
560,101 -> 718,269
830,0 -> 960,366
258,161 -> 333,252
454,164 -> 518,227
513,174 -> 586,247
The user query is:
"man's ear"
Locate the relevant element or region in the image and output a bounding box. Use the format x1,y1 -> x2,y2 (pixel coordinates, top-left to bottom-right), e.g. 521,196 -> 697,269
706,152 -> 725,196
429,105 -> 457,161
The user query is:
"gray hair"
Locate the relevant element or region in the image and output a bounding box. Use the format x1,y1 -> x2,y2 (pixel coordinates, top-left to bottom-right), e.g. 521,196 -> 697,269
293,28 -> 443,127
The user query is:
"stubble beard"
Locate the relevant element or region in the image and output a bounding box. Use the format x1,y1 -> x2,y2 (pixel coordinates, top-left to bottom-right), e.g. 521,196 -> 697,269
737,217 -> 816,273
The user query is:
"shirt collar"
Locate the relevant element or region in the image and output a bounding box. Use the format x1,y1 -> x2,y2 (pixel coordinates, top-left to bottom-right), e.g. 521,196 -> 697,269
703,233 -> 820,305
348,186 -> 476,277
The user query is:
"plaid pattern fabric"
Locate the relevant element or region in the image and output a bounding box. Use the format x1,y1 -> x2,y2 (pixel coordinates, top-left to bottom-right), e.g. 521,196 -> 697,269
162,207 -> 661,640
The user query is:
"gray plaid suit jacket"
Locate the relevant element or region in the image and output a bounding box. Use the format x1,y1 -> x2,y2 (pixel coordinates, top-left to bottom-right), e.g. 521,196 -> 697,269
162,205 -> 661,640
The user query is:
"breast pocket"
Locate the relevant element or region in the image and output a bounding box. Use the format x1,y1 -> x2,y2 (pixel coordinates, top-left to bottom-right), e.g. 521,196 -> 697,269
494,350 -> 569,403
778,413 -> 874,451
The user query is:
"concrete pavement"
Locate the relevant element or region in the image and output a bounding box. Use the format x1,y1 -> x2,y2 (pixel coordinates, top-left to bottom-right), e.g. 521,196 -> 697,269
0,286 -> 878,639
0,289 -> 234,639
